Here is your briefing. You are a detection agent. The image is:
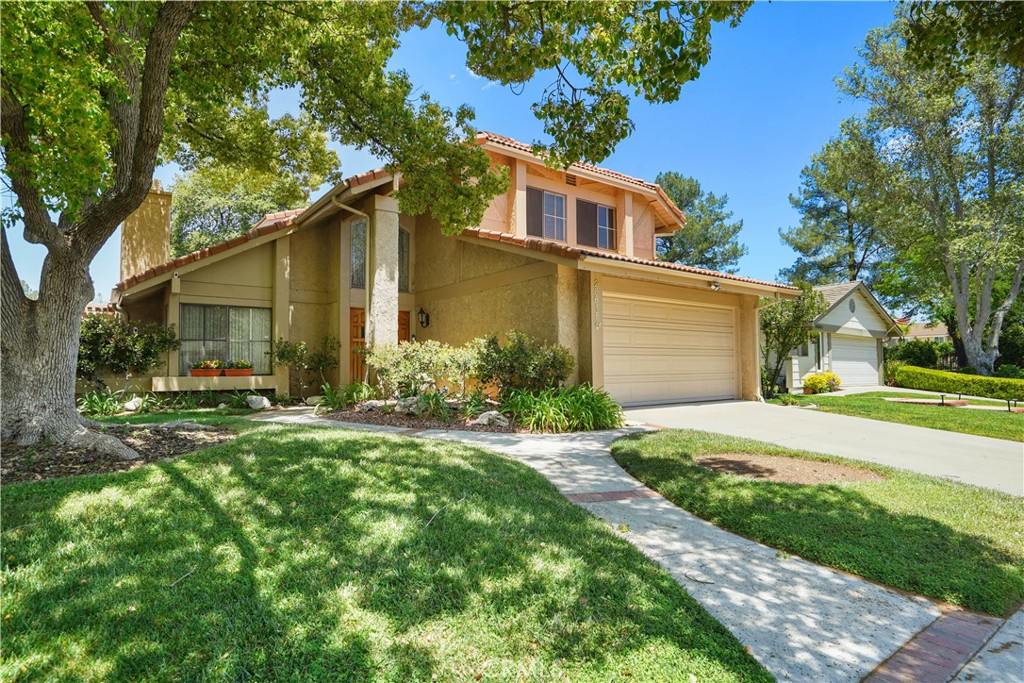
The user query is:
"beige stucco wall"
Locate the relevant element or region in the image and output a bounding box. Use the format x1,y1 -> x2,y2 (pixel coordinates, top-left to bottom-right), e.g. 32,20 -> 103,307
413,216 -> 559,347
632,201 -> 657,260
179,243 -> 274,306
120,188 -> 171,281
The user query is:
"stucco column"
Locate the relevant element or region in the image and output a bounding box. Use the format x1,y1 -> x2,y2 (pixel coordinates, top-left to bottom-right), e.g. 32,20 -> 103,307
738,295 -> 761,400
336,216 -> 352,384
555,265 -> 579,384
367,194 -> 399,348
273,235 -> 291,394
167,276 -> 181,376
589,273 -> 605,389
513,159 -> 528,237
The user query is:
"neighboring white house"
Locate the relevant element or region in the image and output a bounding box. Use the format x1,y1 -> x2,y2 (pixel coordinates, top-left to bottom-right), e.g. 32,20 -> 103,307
781,281 -> 902,390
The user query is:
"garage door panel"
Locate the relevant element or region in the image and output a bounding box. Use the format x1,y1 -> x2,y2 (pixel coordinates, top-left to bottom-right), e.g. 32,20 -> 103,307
603,293 -> 737,405
832,335 -> 879,387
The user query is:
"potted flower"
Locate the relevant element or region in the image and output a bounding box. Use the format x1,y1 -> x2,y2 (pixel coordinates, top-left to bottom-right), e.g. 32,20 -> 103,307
190,359 -> 222,377
224,360 -> 254,377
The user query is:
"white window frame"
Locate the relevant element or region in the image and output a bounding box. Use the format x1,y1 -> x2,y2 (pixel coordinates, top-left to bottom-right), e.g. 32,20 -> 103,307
597,204 -> 615,250
542,191 -> 566,241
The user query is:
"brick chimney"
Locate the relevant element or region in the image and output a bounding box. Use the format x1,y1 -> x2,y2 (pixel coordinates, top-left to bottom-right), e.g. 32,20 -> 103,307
120,180 -> 171,281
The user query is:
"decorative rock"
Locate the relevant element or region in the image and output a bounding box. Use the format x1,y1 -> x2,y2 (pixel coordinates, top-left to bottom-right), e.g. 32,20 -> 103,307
123,397 -> 143,412
472,410 -> 509,428
357,399 -> 387,413
395,397 -> 421,415
305,395 -> 323,407
246,395 -> 272,410
216,403 -> 229,410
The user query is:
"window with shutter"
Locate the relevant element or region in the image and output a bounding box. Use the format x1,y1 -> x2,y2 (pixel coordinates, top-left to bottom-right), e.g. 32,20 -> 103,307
526,187 -> 543,237
577,199 -> 598,247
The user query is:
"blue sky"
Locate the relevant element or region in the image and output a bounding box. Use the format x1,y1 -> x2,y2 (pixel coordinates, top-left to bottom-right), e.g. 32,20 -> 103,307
9,1 -> 897,300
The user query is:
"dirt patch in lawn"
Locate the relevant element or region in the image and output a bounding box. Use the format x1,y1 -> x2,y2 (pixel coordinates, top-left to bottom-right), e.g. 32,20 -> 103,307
2,424 -> 236,483
325,409 -> 519,433
694,454 -> 886,485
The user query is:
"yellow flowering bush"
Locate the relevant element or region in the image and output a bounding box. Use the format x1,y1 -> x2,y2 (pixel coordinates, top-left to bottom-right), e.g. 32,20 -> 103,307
803,372 -> 841,394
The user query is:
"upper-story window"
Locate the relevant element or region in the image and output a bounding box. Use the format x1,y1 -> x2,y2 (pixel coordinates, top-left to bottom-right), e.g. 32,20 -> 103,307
526,187 -> 566,241
350,217 -> 410,293
577,199 -> 616,250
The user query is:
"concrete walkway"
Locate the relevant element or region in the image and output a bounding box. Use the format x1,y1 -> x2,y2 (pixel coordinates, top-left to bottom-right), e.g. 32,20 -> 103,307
252,409 -> 942,681
625,401 -> 1024,496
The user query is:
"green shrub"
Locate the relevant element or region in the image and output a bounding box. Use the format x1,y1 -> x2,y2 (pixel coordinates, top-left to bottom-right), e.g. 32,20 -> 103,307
502,384 -> 623,433
884,360 -> 907,386
270,336 -> 340,398
416,391 -> 452,422
171,391 -> 199,410
77,388 -> 123,416
773,393 -> 800,406
885,340 -> 940,368
959,366 -> 979,375
803,372 -> 841,394
315,382 -> 382,414
366,340 -> 454,397
477,331 -> 575,397
460,389 -> 490,418
895,365 -> 1024,400
78,314 -> 179,380
995,364 -> 1024,379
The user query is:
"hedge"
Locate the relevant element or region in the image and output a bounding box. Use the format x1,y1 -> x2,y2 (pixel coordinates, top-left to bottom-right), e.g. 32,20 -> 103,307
894,365 -> 1024,400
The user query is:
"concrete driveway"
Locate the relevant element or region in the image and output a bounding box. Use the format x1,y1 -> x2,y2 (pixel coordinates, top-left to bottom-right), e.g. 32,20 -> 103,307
625,401 -> 1024,496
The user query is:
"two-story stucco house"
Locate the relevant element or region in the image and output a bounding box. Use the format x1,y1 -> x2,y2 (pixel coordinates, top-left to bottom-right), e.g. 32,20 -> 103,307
111,132 -> 796,405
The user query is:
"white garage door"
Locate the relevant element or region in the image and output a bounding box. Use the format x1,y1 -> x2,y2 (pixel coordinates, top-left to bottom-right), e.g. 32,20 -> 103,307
831,335 -> 880,387
603,293 -> 737,405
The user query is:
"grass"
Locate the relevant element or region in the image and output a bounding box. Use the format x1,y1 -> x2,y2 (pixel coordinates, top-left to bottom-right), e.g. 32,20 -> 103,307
768,391 -> 1023,442
611,430 -> 1024,616
96,407 -> 259,426
1,414 -> 769,683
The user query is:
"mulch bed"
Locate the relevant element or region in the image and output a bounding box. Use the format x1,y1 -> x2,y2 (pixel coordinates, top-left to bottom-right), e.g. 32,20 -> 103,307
694,453 -> 886,486
2,424 -> 236,484
324,409 -> 520,433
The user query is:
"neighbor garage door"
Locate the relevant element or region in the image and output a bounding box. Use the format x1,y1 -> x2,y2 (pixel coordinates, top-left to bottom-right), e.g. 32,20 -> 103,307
831,334 -> 880,387
603,293 -> 737,405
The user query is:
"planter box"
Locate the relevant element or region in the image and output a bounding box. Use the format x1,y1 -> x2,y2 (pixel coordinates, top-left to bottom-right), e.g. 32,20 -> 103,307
223,368 -> 254,377
190,368 -> 222,377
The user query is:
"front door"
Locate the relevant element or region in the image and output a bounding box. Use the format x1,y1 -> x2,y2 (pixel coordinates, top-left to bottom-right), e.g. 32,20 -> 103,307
350,309 -> 411,383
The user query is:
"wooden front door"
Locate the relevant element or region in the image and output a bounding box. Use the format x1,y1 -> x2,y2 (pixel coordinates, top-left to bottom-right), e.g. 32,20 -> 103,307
350,309 -> 411,382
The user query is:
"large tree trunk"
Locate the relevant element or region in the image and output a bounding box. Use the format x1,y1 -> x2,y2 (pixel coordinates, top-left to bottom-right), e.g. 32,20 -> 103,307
1,234 -> 137,458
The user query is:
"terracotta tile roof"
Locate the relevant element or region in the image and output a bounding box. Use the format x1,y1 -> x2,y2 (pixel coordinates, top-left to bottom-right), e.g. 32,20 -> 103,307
475,132 -> 687,226
461,228 -> 797,292
115,166 -> 399,292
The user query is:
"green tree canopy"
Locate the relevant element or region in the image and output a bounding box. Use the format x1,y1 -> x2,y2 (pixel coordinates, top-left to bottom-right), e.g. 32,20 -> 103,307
906,1 -> 1024,69
779,119 -> 893,287
838,18 -> 1023,374
654,172 -> 747,273
759,285 -> 827,397
1,0 -> 751,454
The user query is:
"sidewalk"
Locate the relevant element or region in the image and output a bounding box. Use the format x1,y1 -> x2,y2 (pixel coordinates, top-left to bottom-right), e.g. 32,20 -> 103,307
252,408 -> 949,681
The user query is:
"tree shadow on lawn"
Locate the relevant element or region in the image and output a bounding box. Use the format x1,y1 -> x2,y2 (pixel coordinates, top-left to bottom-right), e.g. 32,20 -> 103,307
612,431 -> 1024,617
1,425 -> 770,682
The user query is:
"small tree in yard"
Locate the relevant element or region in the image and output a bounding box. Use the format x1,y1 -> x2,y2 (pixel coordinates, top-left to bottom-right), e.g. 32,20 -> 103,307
269,336 -> 340,399
78,314 -> 179,387
759,285 -> 827,398
1,1 -> 749,459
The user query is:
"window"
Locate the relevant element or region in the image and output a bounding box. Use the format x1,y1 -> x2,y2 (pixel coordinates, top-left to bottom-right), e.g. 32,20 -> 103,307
351,218 -> 367,289
526,187 -> 566,240
399,227 -> 410,293
577,199 -> 616,250
179,304 -> 271,375
352,220 -> 409,292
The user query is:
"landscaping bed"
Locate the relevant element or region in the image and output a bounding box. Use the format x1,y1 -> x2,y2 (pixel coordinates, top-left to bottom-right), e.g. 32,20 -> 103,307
1,422 -> 235,483
612,429 -> 1024,615
693,453 -> 886,485
1,415 -> 769,682
324,406 -> 518,433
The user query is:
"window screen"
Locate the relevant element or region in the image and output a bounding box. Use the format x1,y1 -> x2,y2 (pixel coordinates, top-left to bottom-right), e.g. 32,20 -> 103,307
351,217 -> 367,288
577,200 -> 616,250
179,304 -> 272,374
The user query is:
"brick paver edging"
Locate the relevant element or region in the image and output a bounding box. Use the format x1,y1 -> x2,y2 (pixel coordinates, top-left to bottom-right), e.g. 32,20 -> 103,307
863,610 -> 1003,683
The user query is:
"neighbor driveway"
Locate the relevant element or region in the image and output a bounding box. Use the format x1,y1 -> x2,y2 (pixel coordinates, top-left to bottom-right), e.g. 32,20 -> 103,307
625,401 -> 1024,496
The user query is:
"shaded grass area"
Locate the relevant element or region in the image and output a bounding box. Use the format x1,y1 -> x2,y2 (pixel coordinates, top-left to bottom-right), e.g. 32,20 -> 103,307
97,407 -> 259,427
2,418 -> 769,683
611,430 -> 1024,616
769,392 -> 1023,442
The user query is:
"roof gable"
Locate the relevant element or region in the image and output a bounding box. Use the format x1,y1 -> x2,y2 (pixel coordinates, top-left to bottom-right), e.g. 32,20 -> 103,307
813,281 -> 899,334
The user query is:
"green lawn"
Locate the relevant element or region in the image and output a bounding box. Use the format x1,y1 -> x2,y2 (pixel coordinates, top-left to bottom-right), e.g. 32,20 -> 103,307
611,430 -> 1024,616
769,391 -> 1023,442
1,415 -> 769,683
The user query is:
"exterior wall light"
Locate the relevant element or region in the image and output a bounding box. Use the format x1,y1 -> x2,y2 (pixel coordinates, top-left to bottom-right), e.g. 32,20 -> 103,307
417,307 -> 430,328
710,281 -> 721,291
